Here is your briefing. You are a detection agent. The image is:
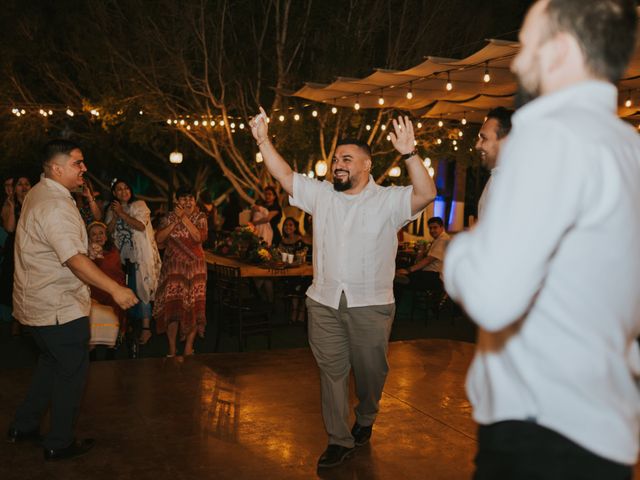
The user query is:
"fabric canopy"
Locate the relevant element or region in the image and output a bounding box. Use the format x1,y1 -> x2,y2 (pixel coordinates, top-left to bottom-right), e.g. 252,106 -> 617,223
293,26 -> 640,122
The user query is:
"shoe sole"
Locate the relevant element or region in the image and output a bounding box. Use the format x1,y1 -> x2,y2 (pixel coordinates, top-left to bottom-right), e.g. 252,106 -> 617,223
354,437 -> 370,447
317,449 -> 355,468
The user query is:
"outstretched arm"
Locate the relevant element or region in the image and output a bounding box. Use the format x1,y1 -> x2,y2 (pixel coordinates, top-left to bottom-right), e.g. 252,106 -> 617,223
250,107 -> 294,195
390,116 -> 437,215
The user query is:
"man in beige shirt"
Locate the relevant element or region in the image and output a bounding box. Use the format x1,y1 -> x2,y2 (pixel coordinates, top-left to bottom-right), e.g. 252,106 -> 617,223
7,139 -> 138,461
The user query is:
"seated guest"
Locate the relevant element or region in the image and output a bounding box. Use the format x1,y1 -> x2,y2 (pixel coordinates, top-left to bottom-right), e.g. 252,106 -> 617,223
276,217 -> 310,323
396,217 -> 449,291
87,221 -> 126,360
277,216 -> 307,254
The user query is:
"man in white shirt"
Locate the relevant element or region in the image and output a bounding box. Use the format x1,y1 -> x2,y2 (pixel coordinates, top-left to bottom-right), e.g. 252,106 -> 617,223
250,109 -> 436,468
396,217 -> 450,290
444,1 -> 640,478
7,140 -> 138,461
475,107 -> 513,220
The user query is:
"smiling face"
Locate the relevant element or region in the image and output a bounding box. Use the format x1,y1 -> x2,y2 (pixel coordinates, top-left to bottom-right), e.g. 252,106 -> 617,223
49,148 -> 87,191
475,118 -> 501,170
177,194 -> 195,215
428,222 -> 443,240
283,218 -> 297,237
113,181 -> 132,204
331,144 -> 371,193
88,224 -> 107,247
14,177 -> 31,201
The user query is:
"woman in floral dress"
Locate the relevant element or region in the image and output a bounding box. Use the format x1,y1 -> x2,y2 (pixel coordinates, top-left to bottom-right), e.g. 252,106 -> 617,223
153,187 -> 207,357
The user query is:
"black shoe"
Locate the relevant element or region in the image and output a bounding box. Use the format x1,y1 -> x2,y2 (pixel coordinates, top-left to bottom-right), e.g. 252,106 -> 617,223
7,427 -> 41,444
44,438 -> 95,461
317,444 -> 354,468
351,422 -> 372,446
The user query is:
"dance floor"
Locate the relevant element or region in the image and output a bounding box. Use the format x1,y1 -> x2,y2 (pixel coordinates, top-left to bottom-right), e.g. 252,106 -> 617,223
1,339 -> 638,479
0,339 -> 475,479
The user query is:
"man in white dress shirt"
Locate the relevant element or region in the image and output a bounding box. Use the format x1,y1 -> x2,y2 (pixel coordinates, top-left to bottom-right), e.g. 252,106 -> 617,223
444,1 -> 640,478
250,110 -> 436,468
475,107 -> 513,220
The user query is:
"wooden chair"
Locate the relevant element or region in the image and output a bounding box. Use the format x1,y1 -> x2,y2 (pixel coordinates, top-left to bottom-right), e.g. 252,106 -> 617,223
213,264 -> 272,352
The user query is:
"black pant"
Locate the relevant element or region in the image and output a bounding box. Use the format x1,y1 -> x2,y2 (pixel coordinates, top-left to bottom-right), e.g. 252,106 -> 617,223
474,421 -> 632,480
12,317 -> 90,450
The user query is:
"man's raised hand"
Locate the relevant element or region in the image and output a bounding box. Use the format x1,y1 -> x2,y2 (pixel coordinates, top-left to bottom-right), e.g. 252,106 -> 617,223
389,116 -> 416,156
250,107 -> 269,145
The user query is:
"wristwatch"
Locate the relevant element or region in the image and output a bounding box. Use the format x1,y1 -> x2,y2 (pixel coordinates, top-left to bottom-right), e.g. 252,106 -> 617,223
400,149 -> 418,161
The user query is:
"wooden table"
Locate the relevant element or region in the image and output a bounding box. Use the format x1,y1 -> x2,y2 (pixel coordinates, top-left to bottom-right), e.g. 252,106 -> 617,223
206,251 -> 313,278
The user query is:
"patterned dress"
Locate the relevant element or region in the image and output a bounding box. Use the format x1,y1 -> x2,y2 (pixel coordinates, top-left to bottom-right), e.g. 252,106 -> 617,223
153,210 -> 208,338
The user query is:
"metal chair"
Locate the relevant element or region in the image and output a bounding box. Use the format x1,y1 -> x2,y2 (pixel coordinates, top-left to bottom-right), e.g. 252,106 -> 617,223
213,264 -> 272,352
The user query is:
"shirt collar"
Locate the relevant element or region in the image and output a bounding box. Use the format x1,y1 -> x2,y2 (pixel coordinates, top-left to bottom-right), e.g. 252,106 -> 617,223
41,174 -> 73,198
513,80 -> 617,126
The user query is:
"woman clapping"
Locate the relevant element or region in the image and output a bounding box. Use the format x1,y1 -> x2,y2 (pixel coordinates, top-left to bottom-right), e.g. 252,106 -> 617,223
153,187 -> 207,357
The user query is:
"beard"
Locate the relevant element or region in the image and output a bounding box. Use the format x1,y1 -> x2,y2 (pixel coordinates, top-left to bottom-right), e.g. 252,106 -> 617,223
332,170 -> 352,192
514,80 -> 540,110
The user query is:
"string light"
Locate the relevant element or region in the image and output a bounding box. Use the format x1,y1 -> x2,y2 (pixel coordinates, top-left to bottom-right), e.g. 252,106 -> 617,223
446,72 -> 453,91
312,110 -> 318,117
417,122 -> 422,129
388,166 -> 401,177
436,138 -> 442,145
293,114 -> 300,121
378,89 -> 385,105
180,119 -> 185,126
239,123 -> 245,129
354,97 -> 360,111
386,134 -> 391,141
139,110 -> 144,115
219,120 -> 225,126
66,108 -> 74,117
278,114 -> 285,122
173,120 -> 178,125
423,157 -> 431,168
331,106 -> 338,114
194,120 -> 199,126
406,82 -> 413,100
365,124 -> 371,131
461,113 -> 467,125
48,110 -> 53,115
483,62 -> 491,83
458,131 -> 463,137
625,92 -> 632,108
166,119 -> 172,125
438,116 -> 444,128
428,166 -> 435,177
230,122 -> 236,128
202,120 -> 208,126
380,124 -> 386,131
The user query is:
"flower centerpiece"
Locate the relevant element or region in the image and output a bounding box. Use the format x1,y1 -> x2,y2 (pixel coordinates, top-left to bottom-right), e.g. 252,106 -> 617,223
215,223 -> 272,263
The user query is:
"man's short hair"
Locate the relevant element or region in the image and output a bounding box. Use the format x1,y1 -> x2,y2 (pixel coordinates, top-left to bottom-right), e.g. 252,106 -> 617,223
175,186 -> 194,199
543,0 -> 637,82
486,107 -> 514,139
427,217 -> 444,227
336,137 -> 372,158
42,139 -> 81,169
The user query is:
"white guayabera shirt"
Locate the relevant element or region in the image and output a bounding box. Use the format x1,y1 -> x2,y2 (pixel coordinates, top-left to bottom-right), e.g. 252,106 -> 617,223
444,81 -> 640,465
290,173 -> 419,309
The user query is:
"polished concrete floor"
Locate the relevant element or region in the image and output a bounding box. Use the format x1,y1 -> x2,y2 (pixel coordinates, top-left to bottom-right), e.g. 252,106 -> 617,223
0,339 -> 477,480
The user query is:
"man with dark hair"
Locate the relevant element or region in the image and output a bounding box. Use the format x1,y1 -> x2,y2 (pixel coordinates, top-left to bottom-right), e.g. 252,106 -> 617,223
475,107 -> 513,219
444,1 -> 640,478
250,107 -> 435,468
396,216 -> 449,290
7,139 -> 138,460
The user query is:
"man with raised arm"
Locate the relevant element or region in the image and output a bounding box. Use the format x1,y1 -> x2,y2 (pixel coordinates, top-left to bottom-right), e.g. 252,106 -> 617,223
251,109 -> 435,468
444,1 -> 640,478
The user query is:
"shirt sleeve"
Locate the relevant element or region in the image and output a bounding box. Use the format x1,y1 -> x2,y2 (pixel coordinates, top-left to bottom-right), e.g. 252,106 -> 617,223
289,173 -> 324,215
427,237 -> 448,261
388,185 -> 421,231
41,201 -> 88,265
444,121 -> 587,332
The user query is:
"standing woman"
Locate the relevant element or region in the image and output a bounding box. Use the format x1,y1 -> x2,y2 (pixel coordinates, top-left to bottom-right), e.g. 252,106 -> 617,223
153,187 -> 207,357
105,179 -> 161,347
1,176 -> 31,335
252,186 -> 282,245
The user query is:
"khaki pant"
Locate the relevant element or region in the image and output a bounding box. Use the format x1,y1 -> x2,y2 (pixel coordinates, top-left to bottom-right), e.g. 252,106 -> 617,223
306,293 -> 395,447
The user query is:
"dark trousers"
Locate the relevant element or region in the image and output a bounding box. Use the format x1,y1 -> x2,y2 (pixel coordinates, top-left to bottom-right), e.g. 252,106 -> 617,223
12,317 -> 90,450
474,421 -> 632,480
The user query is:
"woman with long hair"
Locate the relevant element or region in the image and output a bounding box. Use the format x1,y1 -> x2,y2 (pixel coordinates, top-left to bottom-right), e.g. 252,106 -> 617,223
252,186 -> 282,245
153,187 -> 207,357
105,178 -> 161,349
1,176 -> 31,334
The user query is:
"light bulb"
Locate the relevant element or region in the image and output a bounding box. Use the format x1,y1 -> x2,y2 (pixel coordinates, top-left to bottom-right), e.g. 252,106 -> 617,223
437,138 -> 442,145
446,72 -> 453,91
365,124 -> 371,131
312,110 -> 318,117
438,120 -> 444,128
378,96 -> 385,105
483,71 -> 490,83
354,101 -> 360,111
625,98 -> 632,108
239,123 -> 245,129
461,117 -> 467,125
331,106 -> 338,114
406,90 -> 413,100
423,157 -> 431,168
417,122 -> 422,129
278,115 -> 285,122
458,131 -> 463,137
294,114 -> 300,121
381,124 -> 386,131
